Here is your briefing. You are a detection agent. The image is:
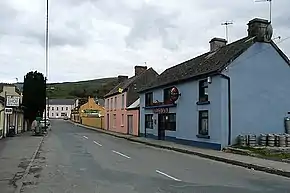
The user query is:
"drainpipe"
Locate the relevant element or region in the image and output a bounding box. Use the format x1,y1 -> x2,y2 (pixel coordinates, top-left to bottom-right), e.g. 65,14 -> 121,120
219,73 -> 232,146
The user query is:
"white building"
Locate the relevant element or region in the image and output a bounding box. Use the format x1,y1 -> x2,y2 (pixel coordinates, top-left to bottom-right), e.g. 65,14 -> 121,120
45,99 -> 77,119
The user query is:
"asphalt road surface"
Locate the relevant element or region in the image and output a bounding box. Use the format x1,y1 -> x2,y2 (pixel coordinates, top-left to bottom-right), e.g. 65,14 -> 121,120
20,120 -> 290,193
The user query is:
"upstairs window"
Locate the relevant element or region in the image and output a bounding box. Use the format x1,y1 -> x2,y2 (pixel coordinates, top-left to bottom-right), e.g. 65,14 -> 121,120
163,87 -> 173,104
145,92 -> 153,106
121,94 -> 125,109
199,79 -> 208,102
114,97 -> 117,110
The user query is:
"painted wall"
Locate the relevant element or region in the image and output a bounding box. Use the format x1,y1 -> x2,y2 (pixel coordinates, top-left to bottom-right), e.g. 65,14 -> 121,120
81,117 -> 105,129
222,42 -> 290,145
104,92 -> 128,134
79,97 -> 105,117
139,76 -> 223,150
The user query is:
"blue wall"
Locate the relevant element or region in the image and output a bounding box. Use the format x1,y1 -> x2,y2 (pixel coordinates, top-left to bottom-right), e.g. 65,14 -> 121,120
139,76 -> 223,150
222,42 -> 290,145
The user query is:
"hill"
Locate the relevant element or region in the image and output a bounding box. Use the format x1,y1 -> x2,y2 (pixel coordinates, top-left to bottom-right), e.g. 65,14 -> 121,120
15,77 -> 119,99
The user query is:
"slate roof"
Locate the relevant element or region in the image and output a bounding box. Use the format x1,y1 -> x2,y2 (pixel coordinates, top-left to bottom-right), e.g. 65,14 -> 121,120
47,99 -> 75,105
104,68 -> 158,98
139,36 -> 256,92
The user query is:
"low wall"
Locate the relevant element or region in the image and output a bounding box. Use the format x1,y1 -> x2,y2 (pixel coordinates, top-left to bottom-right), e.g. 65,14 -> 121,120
81,117 -> 105,129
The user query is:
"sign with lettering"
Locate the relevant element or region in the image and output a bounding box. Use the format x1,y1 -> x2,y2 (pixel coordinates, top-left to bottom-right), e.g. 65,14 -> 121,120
153,107 -> 169,114
6,95 -> 20,107
4,108 -> 13,114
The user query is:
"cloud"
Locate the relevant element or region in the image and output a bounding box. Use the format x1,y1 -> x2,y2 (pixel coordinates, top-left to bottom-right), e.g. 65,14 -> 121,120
0,0 -> 289,83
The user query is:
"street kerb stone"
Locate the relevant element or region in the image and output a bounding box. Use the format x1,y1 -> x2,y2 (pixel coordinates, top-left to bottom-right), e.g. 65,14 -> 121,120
73,121 -> 290,179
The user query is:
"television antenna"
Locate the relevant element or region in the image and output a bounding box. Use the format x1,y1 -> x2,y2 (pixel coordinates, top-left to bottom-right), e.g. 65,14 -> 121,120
255,0 -> 272,23
221,21 -> 233,42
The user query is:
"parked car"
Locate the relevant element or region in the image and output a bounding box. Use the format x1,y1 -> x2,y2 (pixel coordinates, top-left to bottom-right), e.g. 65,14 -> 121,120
63,116 -> 69,120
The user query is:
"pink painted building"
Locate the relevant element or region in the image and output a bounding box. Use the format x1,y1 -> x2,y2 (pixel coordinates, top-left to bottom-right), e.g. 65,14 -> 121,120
104,66 -> 158,136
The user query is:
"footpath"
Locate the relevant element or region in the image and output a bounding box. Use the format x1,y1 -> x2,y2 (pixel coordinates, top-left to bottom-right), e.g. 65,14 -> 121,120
72,121 -> 290,178
0,131 -> 44,193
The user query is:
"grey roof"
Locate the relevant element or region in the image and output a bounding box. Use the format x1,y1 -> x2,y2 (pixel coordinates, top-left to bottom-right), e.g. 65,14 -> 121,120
139,36 -> 256,92
96,98 -> 105,107
47,99 -> 75,105
105,68 -> 158,97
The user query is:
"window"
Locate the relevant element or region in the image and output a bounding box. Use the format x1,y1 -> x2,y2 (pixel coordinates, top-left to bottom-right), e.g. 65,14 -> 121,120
107,99 -> 109,109
61,107 -> 64,111
145,114 -> 153,129
56,113 -> 59,117
166,113 -> 176,131
47,107 -> 50,111
66,107 -> 68,111
121,114 -> 124,125
111,98 -> 113,110
114,97 -> 117,110
56,107 -> 59,111
121,94 -> 125,109
163,87 -> 173,104
199,79 -> 208,102
52,113 -> 54,116
113,114 -> 116,127
52,107 -> 54,110
145,92 -> 153,106
198,110 -> 209,136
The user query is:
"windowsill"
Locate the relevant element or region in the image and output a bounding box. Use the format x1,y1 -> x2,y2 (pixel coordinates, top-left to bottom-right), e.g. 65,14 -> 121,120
196,134 -> 210,139
196,101 -> 210,105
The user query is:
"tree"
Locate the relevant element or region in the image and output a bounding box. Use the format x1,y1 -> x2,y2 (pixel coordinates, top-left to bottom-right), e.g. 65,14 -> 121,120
22,71 -> 46,124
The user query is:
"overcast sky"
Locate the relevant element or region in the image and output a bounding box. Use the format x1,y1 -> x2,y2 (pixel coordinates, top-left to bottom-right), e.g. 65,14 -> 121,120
0,0 -> 289,83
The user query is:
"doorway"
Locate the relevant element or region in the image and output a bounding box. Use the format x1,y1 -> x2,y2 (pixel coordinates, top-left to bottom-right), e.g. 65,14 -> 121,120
106,114 -> 109,130
158,114 -> 166,140
127,115 -> 133,135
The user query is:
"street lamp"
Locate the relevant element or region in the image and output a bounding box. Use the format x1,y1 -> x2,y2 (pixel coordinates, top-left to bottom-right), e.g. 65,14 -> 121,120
44,0 -> 49,130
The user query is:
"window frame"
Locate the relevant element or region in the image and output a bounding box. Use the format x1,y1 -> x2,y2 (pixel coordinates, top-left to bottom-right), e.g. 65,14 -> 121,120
166,113 -> 176,131
163,87 -> 173,104
145,92 -> 153,106
199,79 -> 209,102
198,110 -> 209,136
145,114 -> 153,129
121,94 -> 125,109
114,97 -> 117,110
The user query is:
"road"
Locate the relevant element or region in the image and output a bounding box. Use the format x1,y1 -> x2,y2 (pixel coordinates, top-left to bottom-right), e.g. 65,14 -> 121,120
20,120 -> 290,193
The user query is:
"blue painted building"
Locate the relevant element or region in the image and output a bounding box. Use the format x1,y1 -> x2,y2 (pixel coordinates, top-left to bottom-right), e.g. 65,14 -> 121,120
138,18 -> 290,150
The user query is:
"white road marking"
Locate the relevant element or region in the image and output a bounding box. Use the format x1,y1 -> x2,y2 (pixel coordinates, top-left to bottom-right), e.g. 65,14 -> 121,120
155,170 -> 181,181
93,141 -> 102,147
83,136 -> 88,139
112,150 -> 131,159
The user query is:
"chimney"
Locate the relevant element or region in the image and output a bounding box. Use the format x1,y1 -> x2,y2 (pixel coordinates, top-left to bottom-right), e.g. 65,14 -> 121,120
209,38 -> 227,52
118,75 -> 128,83
134,66 -> 147,76
247,18 -> 272,42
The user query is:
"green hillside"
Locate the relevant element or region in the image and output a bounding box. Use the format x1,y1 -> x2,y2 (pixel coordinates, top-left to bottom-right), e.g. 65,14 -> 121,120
15,77 -> 119,99
46,77 -> 119,99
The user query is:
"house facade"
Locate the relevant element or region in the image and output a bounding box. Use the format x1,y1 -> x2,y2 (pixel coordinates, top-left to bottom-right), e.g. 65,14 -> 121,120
72,96 -> 105,129
139,18 -> 290,150
0,84 -> 24,137
46,99 -> 75,119
104,66 -> 158,136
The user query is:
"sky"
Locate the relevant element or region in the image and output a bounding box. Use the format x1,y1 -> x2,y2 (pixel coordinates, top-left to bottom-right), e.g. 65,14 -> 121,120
0,0 -> 289,83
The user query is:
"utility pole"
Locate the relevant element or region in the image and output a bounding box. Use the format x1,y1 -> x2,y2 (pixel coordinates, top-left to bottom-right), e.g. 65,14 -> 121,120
44,0 -> 49,130
255,0 -> 272,23
221,21 -> 233,42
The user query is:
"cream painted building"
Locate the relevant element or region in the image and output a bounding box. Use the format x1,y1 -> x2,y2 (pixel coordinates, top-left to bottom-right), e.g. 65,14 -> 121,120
0,83 -> 24,138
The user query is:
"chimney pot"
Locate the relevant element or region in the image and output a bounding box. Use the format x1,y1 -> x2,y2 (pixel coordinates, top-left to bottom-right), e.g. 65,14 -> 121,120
134,66 -> 147,76
209,38 -> 227,52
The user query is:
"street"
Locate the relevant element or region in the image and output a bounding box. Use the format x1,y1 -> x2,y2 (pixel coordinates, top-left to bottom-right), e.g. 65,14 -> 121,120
19,120 -> 290,193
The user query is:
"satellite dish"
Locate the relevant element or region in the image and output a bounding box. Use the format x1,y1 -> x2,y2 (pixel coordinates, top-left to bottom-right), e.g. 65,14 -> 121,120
265,23 -> 273,42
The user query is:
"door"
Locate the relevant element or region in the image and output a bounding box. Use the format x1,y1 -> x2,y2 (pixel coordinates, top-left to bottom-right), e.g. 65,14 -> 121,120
158,114 -> 166,140
127,115 -> 133,135
106,114 -> 109,130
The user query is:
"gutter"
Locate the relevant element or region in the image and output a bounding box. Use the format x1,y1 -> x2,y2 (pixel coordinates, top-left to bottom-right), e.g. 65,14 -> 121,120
218,73 -> 232,146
